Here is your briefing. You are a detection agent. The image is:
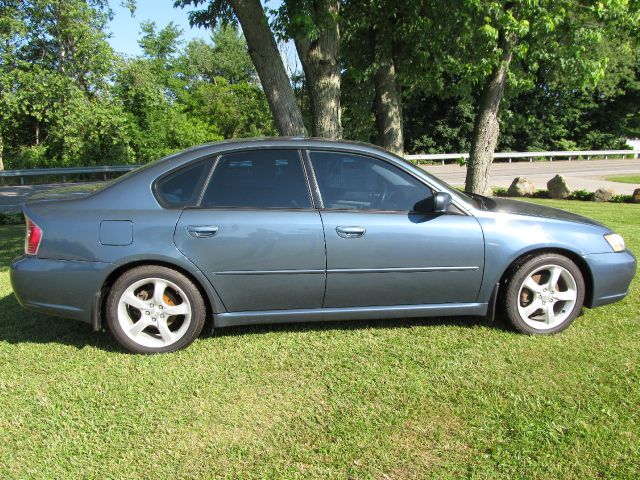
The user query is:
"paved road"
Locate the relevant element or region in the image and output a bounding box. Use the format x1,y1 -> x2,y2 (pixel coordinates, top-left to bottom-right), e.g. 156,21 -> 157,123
422,158 -> 640,194
0,182 -> 106,213
0,159 -> 638,213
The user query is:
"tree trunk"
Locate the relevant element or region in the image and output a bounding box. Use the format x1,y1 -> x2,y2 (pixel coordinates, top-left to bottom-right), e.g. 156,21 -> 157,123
54,2 -> 66,73
293,0 -> 341,139
465,34 -> 515,195
229,0 -> 307,136
372,34 -> 403,155
0,131 -> 4,171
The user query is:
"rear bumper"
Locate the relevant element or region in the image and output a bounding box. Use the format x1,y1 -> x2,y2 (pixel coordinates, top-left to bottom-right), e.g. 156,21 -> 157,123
584,250 -> 637,308
10,256 -> 110,324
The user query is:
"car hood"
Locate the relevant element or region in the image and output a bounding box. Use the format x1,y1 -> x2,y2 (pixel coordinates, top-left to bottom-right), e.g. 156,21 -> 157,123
478,196 -> 604,227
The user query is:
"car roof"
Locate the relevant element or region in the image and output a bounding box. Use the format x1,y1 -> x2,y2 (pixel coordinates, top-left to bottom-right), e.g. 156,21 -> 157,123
174,137 -> 399,159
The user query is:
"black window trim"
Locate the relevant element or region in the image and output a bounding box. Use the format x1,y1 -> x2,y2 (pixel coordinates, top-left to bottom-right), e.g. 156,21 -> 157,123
152,145 -> 467,215
194,147 -> 315,211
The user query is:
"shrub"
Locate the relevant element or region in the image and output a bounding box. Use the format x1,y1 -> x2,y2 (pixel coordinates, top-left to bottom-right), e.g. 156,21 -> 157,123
0,212 -> 25,225
570,189 -> 595,201
531,190 -> 550,198
610,194 -> 633,203
7,145 -> 49,169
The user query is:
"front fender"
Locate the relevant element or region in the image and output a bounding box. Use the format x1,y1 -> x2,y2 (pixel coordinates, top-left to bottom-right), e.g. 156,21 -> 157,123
475,212 -> 613,303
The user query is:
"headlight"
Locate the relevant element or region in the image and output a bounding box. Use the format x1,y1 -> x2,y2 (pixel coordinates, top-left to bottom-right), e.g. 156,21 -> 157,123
604,233 -> 626,252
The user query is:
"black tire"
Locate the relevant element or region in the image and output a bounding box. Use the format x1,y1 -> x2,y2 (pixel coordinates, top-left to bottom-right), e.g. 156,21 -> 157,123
502,253 -> 585,334
105,265 -> 206,354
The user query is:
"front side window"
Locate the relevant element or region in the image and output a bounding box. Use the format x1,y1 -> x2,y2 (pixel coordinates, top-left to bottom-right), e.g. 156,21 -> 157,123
201,150 -> 311,208
309,151 -> 433,211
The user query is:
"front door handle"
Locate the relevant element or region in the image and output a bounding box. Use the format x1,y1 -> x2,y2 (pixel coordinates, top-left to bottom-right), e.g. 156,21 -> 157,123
187,225 -> 219,238
336,226 -> 366,239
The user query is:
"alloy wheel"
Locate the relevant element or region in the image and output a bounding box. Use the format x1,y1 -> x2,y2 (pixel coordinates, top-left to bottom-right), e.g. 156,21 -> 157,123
516,264 -> 578,330
117,277 -> 192,348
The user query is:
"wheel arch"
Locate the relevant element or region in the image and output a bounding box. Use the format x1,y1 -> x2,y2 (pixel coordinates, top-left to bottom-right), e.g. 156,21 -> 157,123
95,259 -> 222,331
497,247 -> 594,308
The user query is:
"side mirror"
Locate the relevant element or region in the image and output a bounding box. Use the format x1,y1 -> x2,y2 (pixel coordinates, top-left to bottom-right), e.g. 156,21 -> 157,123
433,192 -> 452,213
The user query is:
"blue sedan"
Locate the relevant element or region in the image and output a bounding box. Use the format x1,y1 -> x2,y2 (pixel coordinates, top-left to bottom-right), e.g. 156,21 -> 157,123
10,139 -> 636,353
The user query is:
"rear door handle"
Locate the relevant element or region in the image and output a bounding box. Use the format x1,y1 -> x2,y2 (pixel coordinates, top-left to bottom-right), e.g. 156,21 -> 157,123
187,225 -> 219,238
336,226 -> 366,238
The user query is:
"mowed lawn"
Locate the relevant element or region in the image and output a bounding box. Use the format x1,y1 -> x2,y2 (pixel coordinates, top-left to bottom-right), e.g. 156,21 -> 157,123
605,175 -> 640,184
0,200 -> 638,479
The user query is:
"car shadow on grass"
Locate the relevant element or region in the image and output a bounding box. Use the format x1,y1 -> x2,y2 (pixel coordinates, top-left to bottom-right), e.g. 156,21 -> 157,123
0,292 -> 511,351
210,314 -> 512,339
0,293 -> 119,351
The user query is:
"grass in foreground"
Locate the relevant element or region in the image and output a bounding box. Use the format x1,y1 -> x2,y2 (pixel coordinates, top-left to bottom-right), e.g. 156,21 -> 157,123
606,175 -> 640,184
0,200 -> 638,479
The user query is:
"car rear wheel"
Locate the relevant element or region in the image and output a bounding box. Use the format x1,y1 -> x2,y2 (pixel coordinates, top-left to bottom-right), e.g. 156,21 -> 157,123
106,265 -> 206,353
503,254 -> 585,334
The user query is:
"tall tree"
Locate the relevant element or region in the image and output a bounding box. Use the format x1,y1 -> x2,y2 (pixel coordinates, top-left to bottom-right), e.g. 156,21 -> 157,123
465,28 -> 515,195
175,0 -> 307,136
0,0 -> 132,168
458,0 -> 639,194
340,0 -> 446,155
371,26 -> 403,155
277,0 -> 342,138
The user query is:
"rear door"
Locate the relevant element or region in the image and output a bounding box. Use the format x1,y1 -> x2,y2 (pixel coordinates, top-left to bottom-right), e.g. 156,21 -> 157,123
307,150 -> 485,308
173,149 -> 326,312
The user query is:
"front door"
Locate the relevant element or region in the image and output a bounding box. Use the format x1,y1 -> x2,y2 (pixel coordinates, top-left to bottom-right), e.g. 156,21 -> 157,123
307,150 -> 485,308
174,149 -> 326,312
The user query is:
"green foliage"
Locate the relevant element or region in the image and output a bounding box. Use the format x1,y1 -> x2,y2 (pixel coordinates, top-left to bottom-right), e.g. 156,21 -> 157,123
0,212 -> 23,225
493,187 -> 633,203
139,21 -> 183,64
340,0 -> 640,155
190,26 -> 257,84
8,145 -> 48,169
529,189 -> 549,199
0,2 -> 274,169
1,0 -> 129,168
405,98 -> 476,154
2,0 -> 639,170
569,189 -> 596,201
609,194 -> 634,204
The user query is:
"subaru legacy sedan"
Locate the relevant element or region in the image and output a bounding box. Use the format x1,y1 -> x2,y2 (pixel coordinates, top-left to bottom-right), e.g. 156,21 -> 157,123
10,138 -> 636,353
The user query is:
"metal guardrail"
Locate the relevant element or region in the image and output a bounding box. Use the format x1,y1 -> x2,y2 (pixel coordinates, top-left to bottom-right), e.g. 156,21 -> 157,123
406,149 -> 640,165
0,149 -> 638,184
0,165 -> 140,185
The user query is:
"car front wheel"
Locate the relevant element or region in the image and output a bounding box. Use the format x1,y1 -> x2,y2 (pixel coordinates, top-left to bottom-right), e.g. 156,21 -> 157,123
106,265 -> 206,353
503,253 -> 585,334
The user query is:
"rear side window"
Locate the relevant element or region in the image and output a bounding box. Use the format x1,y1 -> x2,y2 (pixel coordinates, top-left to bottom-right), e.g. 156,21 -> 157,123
156,160 -> 210,207
201,150 -> 311,208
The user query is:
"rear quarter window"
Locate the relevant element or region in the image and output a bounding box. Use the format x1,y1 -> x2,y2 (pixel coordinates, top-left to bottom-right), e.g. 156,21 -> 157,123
155,160 -> 211,207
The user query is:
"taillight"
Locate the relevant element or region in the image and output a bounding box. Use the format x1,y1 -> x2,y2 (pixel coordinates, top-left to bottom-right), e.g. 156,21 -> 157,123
25,218 -> 43,255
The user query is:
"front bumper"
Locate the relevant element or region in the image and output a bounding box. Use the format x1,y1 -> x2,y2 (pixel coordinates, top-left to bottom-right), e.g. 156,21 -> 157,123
584,250 -> 637,308
10,255 -> 111,324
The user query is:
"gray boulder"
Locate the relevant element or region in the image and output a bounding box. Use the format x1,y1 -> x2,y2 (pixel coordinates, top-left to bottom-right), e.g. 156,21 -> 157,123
594,187 -> 614,202
507,177 -> 536,197
632,188 -> 640,203
547,174 -> 571,199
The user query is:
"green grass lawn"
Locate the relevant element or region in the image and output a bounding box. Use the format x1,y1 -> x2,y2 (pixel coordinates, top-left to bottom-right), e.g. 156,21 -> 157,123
605,175 -> 640,184
0,200 -> 638,479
